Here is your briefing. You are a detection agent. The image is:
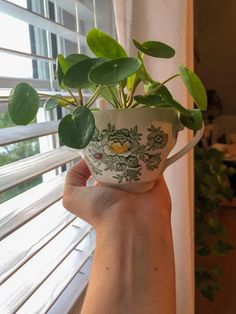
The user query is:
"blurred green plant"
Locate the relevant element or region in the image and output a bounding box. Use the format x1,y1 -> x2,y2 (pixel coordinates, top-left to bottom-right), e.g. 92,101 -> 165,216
195,146 -> 235,301
0,111 -> 42,203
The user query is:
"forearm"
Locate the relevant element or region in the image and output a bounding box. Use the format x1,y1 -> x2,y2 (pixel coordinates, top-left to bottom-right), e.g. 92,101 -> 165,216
81,208 -> 176,314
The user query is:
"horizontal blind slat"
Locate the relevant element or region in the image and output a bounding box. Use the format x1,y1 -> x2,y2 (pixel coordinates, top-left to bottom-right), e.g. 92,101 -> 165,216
0,200 -> 75,284
0,120 -> 59,146
47,256 -> 93,314
0,77 -> 58,90
0,146 -> 79,193
48,272 -> 88,314
17,233 -> 94,313
0,173 -> 65,240
0,0 -> 80,43
0,46 -> 55,62
0,220 -> 91,313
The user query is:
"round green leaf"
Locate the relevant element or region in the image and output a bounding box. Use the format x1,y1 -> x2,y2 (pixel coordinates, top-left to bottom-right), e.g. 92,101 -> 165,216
179,64 -> 207,110
86,28 -> 127,59
180,109 -> 203,131
8,83 -> 39,125
58,106 -> 95,149
89,58 -> 142,85
65,54 -> 89,69
133,39 -> 175,58
57,54 -> 90,87
63,58 -> 106,88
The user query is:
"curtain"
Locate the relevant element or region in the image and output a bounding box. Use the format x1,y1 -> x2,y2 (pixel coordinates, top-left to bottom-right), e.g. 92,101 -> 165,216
113,1 -> 194,313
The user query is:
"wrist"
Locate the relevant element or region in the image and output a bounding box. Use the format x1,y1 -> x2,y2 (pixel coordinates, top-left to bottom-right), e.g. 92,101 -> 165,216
95,201 -> 171,246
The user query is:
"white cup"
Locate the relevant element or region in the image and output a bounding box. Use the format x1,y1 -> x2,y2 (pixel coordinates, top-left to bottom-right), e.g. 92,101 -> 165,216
82,107 -> 204,193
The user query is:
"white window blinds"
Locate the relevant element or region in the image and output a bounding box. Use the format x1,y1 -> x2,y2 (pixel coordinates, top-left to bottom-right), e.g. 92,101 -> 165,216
0,0 -> 116,312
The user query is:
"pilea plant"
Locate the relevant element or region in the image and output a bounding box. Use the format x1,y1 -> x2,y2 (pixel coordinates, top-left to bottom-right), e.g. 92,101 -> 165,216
8,28 -> 207,149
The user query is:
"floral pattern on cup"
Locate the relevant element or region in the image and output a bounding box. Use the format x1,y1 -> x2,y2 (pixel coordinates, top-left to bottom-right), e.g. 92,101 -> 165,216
85,123 -> 168,183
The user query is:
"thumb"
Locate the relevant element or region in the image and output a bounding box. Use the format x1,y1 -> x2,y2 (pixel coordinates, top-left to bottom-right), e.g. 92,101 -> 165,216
65,159 -> 91,188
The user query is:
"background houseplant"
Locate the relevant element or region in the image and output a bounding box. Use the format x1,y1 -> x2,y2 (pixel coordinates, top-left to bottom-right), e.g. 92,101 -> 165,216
195,146 -> 235,300
7,28 -> 207,150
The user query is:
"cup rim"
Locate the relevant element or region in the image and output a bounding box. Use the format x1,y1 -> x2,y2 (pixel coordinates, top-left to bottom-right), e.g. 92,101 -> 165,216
93,106 -> 178,114
93,107 -> 178,115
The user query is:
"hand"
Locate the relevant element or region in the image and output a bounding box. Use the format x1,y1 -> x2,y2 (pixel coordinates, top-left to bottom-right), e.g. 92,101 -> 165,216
63,159 -> 171,228
64,160 -> 175,314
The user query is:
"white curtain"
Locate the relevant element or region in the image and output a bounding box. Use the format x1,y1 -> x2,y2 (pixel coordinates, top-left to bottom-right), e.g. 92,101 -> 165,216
113,1 -> 194,313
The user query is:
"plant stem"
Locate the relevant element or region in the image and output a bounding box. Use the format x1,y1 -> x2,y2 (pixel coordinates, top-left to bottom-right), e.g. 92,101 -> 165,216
127,82 -> 136,108
106,86 -> 120,108
77,88 -> 84,105
67,88 -> 79,106
117,86 -> 123,108
119,83 -> 126,108
66,107 -> 73,112
146,73 -> 180,96
38,93 -> 77,107
86,85 -> 102,108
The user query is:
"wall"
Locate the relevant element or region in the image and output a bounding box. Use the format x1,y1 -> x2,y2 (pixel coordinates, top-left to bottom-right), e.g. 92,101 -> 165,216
194,0 -> 236,115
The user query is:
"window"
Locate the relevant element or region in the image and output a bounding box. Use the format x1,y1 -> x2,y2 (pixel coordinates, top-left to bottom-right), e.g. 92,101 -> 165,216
0,0 -> 116,312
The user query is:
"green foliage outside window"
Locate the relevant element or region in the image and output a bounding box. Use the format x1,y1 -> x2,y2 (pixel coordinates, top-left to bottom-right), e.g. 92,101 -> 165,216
0,111 -> 42,204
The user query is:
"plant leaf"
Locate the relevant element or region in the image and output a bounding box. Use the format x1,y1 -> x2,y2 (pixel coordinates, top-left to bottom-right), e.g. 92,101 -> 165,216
44,97 -> 58,111
196,246 -> 211,256
133,39 -> 175,58
44,96 -> 74,110
57,53 -> 89,87
86,28 -> 127,59
89,58 -> 141,85
100,86 -> 119,104
144,82 -> 173,102
127,73 -> 140,91
89,84 -> 119,107
65,54 -> 89,68
127,65 -> 151,91
63,58 -> 106,88
8,83 -> 39,125
180,109 -> 203,131
179,64 -> 207,110
163,98 -> 191,117
134,94 -> 163,106
58,106 -> 95,149
127,52 -> 152,91
201,286 -> 215,301
213,241 -> 234,256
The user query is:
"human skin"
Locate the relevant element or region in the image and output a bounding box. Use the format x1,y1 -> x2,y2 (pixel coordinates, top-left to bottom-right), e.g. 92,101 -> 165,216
63,160 -> 176,314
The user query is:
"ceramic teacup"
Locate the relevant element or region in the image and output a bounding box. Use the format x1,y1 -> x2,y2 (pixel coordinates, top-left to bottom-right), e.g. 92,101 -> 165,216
82,107 -> 204,193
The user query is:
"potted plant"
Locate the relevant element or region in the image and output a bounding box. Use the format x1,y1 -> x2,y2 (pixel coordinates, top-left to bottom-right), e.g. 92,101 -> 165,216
8,28 -> 207,192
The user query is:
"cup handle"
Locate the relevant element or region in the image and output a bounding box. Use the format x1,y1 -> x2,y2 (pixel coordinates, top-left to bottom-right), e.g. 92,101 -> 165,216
163,124 -> 204,171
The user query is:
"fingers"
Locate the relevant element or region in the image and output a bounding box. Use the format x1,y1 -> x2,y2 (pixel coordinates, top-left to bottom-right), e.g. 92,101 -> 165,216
65,159 -> 91,187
